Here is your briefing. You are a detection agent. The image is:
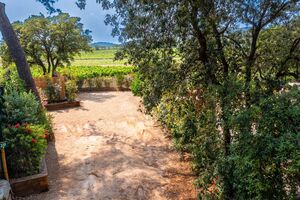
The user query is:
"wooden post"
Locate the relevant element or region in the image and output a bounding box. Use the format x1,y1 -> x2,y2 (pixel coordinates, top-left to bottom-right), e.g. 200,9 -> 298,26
1,147 -> 9,181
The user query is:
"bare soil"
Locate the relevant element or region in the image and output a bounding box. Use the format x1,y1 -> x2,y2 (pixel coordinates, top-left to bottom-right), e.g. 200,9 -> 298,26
20,92 -> 196,200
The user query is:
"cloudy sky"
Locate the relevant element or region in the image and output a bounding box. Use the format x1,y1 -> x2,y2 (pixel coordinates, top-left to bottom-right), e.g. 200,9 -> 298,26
0,0 -> 117,43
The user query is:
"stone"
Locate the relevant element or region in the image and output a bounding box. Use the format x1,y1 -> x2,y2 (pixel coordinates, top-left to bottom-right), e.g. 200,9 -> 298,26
0,179 -> 11,200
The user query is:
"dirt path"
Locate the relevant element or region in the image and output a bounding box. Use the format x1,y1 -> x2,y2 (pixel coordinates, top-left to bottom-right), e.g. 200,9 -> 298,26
23,92 -> 196,200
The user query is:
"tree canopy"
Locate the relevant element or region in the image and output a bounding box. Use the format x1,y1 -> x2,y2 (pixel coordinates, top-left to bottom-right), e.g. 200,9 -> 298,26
37,0 -> 300,199
0,13 -> 92,76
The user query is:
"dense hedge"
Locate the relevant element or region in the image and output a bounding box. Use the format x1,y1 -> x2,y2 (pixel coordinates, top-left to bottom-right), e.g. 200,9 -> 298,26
136,69 -> 300,199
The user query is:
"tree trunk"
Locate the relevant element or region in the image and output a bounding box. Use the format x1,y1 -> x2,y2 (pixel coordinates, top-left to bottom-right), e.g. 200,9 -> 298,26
0,2 -> 40,102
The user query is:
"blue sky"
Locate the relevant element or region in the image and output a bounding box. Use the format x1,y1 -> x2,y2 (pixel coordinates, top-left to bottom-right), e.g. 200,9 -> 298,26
0,0 -> 117,43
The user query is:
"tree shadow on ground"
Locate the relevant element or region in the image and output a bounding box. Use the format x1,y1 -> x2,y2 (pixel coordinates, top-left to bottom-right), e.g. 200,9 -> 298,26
50,92 -> 116,114
21,135 -> 196,200
48,142 -> 164,199
78,92 -> 116,103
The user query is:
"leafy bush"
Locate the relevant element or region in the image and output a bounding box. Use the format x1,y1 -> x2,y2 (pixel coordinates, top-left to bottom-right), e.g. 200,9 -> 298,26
65,79 -> 78,101
3,86 -> 40,124
1,75 -> 53,177
230,87 -> 300,199
44,79 -> 62,103
3,76 -> 53,134
116,73 -> 125,87
0,67 -> 5,85
3,124 -> 48,178
36,108 -> 54,141
131,74 -> 143,96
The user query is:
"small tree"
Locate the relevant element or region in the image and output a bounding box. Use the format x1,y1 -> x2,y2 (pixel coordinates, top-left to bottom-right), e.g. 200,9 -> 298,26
0,13 -> 92,76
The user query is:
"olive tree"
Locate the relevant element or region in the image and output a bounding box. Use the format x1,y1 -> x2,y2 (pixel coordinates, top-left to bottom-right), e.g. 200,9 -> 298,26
1,13 -> 92,76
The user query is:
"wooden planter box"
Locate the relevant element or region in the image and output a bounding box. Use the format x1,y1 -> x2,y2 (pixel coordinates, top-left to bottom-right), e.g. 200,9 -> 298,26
44,100 -> 81,111
10,159 -> 49,197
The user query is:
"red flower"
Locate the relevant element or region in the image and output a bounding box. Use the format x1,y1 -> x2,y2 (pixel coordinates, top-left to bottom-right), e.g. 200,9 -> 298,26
30,138 -> 37,144
27,128 -> 31,134
15,123 -> 20,129
44,130 -> 49,134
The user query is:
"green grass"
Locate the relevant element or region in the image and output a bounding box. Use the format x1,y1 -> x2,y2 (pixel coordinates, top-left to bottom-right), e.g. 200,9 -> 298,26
75,49 -> 118,59
71,59 -> 128,67
2,49 -> 135,82
73,49 -> 129,66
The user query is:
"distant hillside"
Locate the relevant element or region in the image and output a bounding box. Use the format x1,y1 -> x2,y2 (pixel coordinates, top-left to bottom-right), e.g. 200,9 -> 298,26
92,42 -> 119,48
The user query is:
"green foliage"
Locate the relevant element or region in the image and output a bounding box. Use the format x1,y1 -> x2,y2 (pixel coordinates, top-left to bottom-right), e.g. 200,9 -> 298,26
0,67 -> 5,85
65,79 -> 78,101
3,84 -> 40,124
0,74 -> 52,178
230,87 -> 300,200
116,73 -> 125,87
58,66 -> 134,81
37,0 -> 300,198
1,74 -> 53,177
92,0 -> 300,199
130,73 -> 143,96
36,107 -> 54,141
0,13 -> 92,76
71,49 -> 129,66
3,124 -> 48,178
75,49 -> 122,59
44,79 -> 63,103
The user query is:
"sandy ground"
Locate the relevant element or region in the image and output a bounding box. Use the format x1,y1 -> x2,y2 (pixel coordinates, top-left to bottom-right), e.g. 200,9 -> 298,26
21,92 -> 196,200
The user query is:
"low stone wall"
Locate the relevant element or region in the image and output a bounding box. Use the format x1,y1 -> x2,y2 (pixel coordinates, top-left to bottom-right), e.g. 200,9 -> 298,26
77,76 -> 132,92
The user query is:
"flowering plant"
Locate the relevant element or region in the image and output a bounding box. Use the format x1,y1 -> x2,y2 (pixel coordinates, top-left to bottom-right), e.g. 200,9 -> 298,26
2,124 -> 47,178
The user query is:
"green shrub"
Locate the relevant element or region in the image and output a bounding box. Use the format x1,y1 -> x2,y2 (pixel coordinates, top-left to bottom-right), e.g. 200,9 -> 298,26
0,67 -> 5,85
131,74 -> 143,96
44,79 -> 62,103
36,108 -> 54,141
230,87 -> 300,199
3,87 -> 40,124
1,76 -> 53,178
116,73 -> 125,87
65,79 -> 78,101
3,124 -> 48,178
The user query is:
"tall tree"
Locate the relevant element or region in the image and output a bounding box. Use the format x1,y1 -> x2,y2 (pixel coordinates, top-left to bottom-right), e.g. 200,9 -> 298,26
37,0 -> 300,198
0,13 -> 92,77
0,2 -> 40,101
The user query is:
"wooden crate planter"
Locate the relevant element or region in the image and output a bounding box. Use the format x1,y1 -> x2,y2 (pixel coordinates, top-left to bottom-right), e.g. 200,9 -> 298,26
44,100 -> 81,111
10,159 -> 49,197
